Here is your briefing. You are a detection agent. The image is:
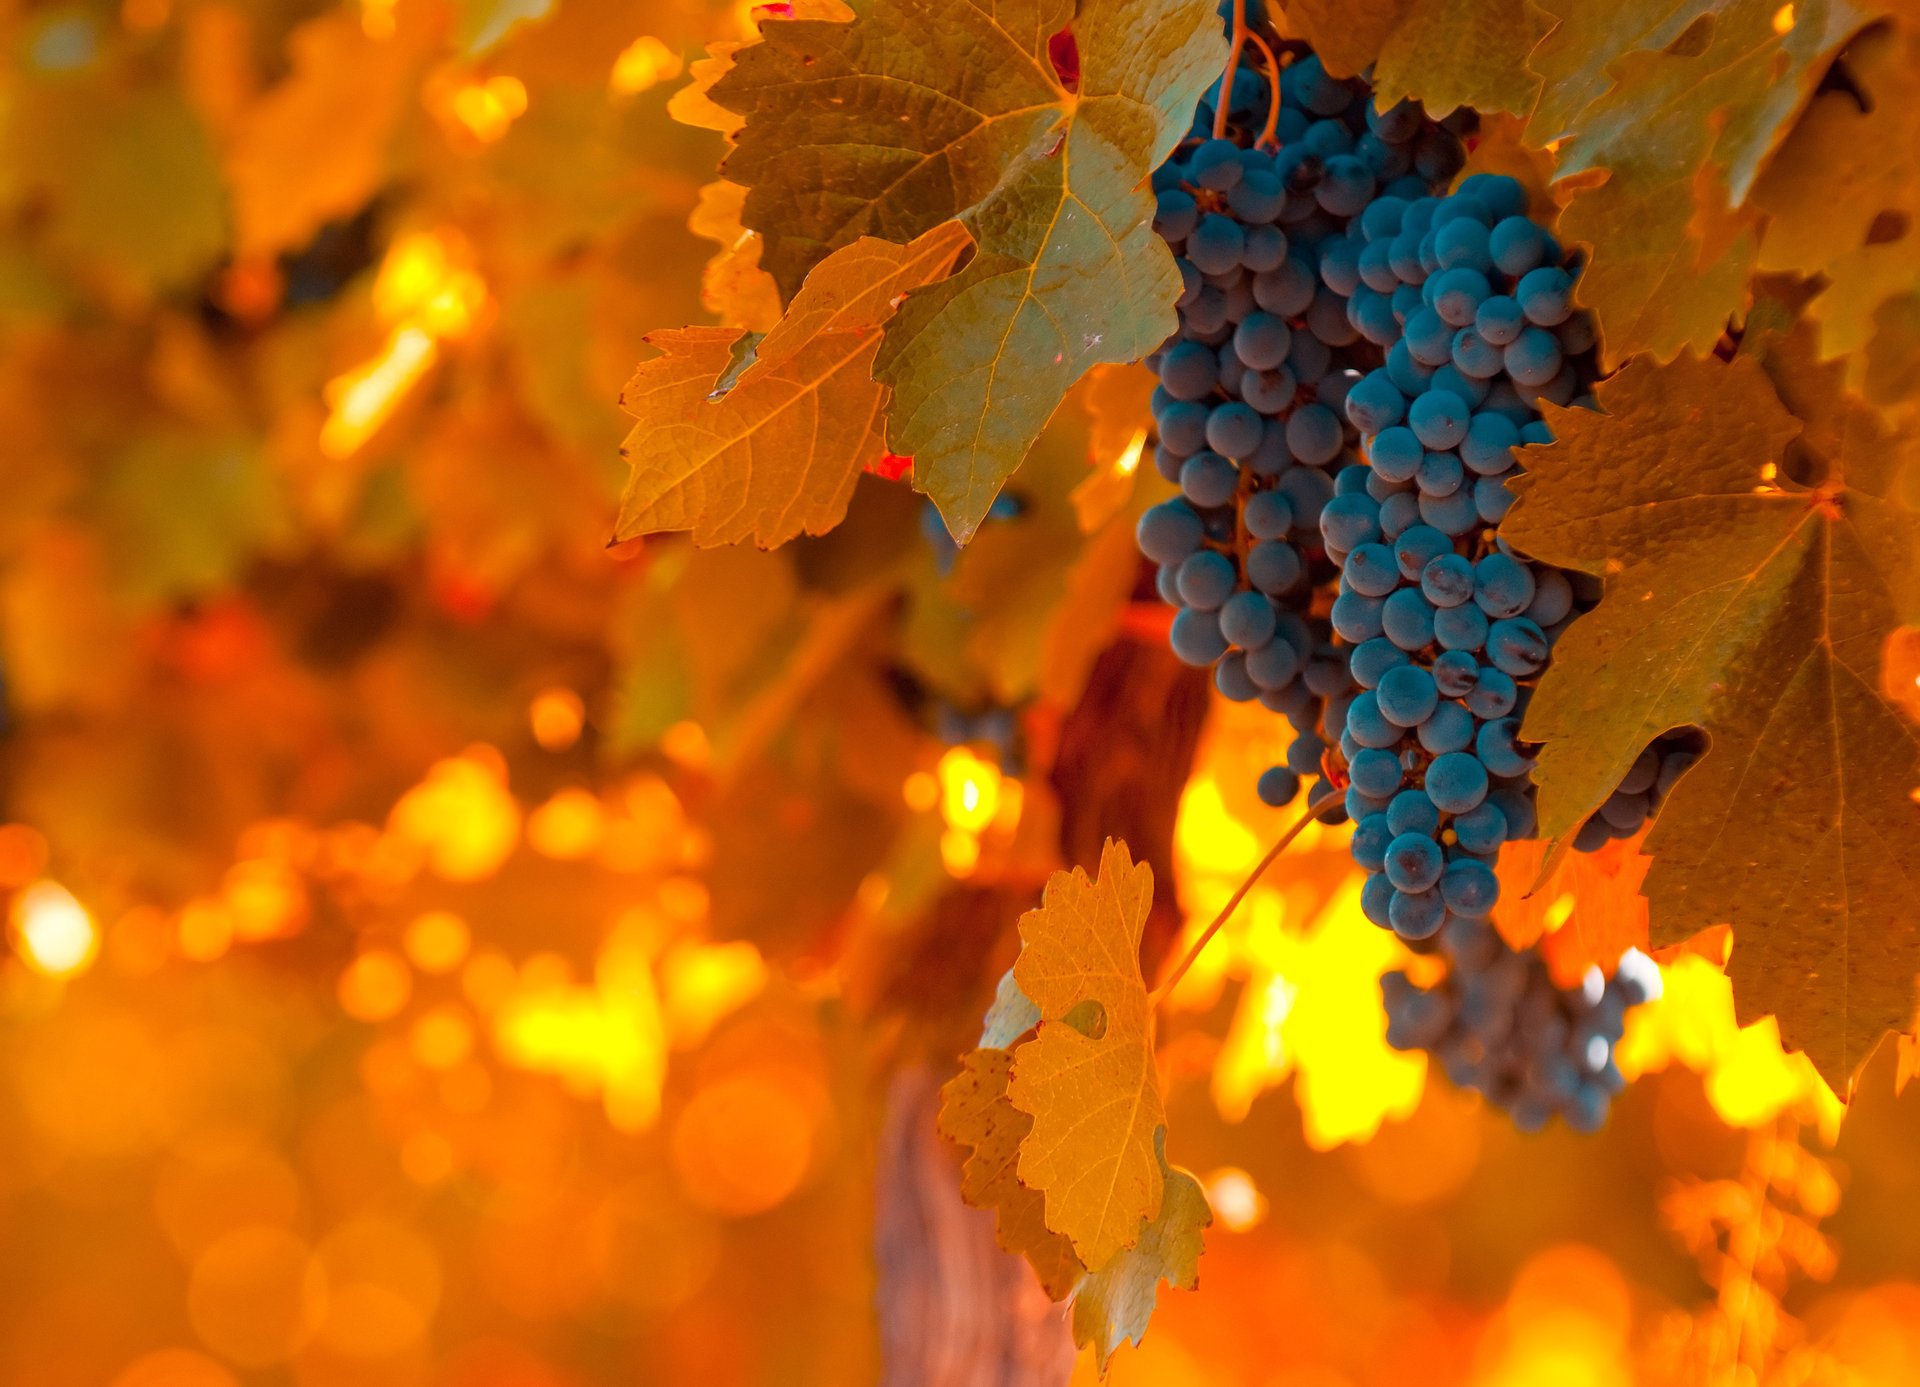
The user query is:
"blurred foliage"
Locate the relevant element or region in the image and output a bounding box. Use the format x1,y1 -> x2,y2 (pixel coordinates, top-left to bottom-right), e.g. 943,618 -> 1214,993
0,0 -> 1918,1384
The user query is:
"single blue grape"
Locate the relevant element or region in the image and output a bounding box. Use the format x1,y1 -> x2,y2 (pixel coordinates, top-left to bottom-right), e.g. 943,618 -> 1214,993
1287,732 -> 1324,775
1415,450 -> 1465,499
1417,699 -> 1475,754
1386,339 -> 1433,396
1378,491 -> 1420,539
1331,590 -> 1386,643
1215,652 -> 1259,701
1156,398 -> 1212,456
1377,663 -> 1439,727
1440,858 -> 1499,917
1352,813 -> 1394,871
1244,489 -> 1293,540
1452,800 -> 1508,854
1155,189 -> 1200,241
1466,666 -> 1518,719
1357,239 -> 1400,292
1408,389 -> 1470,449
1155,562 -> 1182,605
1349,634 -> 1410,688
1180,451 -> 1238,507
1428,267 -> 1491,327
1504,326 -> 1563,387
1160,340 -> 1218,401
1344,543 -> 1401,598
1170,608 -> 1228,666
1187,214 -> 1247,275
1307,286 -> 1360,348
1233,312 -> 1293,371
1350,747 -> 1405,798
1392,524 -> 1451,580
1420,552 -> 1476,607
1389,885 -> 1447,939
1382,586 -> 1437,651
1136,500 -> 1204,563
1206,402 -> 1265,459
1276,465 -> 1334,528
1346,370 -> 1407,433
1286,403 -> 1345,467
1361,873 -> 1396,928
1433,649 -> 1478,697
1367,426 -> 1423,482
1318,235 -> 1363,296
1474,475 -> 1517,524
1230,170 -> 1286,223
1435,218 -> 1493,273
1320,493 -> 1382,554
1387,790 -> 1440,837
1318,155 -> 1376,216
1242,223 -> 1289,273
1385,832 -> 1444,892
1346,690 -> 1400,749
1257,765 -> 1301,806
1526,568 -> 1574,626
1460,411 -> 1521,475
1242,367 -> 1297,414
1489,788 -> 1535,838
1459,174 -> 1527,220
1474,552 -> 1536,618
1433,601 -> 1490,652
1347,786 -> 1390,820
1426,751 -> 1489,813
1476,717 -> 1534,777
1517,266 -> 1573,326
1245,635 -> 1302,689
1419,486 -> 1482,536
1254,258 -> 1317,317
1488,216 -> 1549,277
1247,540 -> 1304,595
1475,294 -> 1526,346
1189,138 -> 1245,191
1451,327 -> 1503,379
1219,590 -> 1278,650
1176,548 -> 1236,609
1487,617 -> 1549,677
1404,307 -> 1453,366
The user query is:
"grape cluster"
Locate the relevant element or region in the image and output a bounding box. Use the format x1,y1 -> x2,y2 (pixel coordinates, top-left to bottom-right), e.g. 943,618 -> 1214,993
1136,45 -> 1471,811
1383,933 -> 1662,1132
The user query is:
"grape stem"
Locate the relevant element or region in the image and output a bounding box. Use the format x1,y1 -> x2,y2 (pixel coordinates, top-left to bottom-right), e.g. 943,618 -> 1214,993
1209,0 -> 1286,148
1150,796 -> 1340,1007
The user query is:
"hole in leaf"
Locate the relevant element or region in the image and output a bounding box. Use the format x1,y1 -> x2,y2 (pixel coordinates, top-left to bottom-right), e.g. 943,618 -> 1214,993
1047,26 -> 1080,92
1867,210 -> 1909,245
1665,14 -> 1715,57
1781,441 -> 1827,487
1060,998 -> 1107,1039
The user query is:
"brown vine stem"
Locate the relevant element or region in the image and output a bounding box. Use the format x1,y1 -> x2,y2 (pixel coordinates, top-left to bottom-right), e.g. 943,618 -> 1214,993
1151,797 -> 1338,1008
1210,0 -> 1249,141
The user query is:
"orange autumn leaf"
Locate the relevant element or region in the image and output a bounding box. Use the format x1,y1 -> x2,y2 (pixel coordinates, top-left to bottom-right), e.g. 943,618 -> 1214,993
1493,833 -> 1653,989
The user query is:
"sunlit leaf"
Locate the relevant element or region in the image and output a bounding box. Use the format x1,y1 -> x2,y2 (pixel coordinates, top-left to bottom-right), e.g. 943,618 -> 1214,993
1069,1141 -> 1209,1371
1371,0 -> 1548,118
1505,348 -> 1920,1086
1006,838 -> 1164,1270
614,225 -> 971,549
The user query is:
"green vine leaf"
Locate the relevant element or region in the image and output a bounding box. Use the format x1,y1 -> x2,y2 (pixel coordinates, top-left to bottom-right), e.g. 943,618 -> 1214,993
710,0 -> 1224,540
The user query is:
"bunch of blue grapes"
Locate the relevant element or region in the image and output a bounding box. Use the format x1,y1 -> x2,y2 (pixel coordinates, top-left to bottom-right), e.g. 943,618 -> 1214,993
1382,932 -> 1662,1132
1135,43 -> 1472,812
1303,172 -> 1704,1126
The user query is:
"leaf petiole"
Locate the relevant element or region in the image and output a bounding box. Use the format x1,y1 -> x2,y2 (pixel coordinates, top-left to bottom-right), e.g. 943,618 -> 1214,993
1151,795 -> 1341,1007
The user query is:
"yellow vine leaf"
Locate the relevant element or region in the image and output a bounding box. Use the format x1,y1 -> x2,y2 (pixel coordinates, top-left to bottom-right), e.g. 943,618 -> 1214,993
614,224 -> 969,549
1069,1141 -> 1210,1371
667,0 -> 854,138
1276,0 -> 1410,79
1371,0 -> 1549,118
1006,839 -> 1164,1272
1493,833 -> 1653,990
687,181 -> 783,333
1504,348 -> 1920,1088
1543,0 -> 1874,366
227,7 -> 422,260
936,1048 -> 1087,1300
1753,23 -> 1920,366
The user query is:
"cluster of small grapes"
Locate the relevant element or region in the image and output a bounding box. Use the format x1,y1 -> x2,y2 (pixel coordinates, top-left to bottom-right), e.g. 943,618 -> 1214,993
1382,933 -> 1662,1132
1136,45 -> 1472,812
1310,175 -> 1699,1126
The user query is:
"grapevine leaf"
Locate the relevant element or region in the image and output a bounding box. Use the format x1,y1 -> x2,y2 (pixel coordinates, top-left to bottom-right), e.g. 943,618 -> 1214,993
1547,0 -> 1874,365
1371,0 -> 1550,118
667,0 -> 854,140
1494,834 -> 1654,989
1278,0 -> 1410,78
1006,838 -> 1164,1270
981,967 -> 1042,1048
936,1048 -> 1087,1299
711,0 -> 1224,540
1069,1141 -> 1209,1372
227,8 -> 422,259
1504,351 -> 1920,1086
614,225 -> 971,549
688,182 -> 784,333
1753,24 -> 1920,364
